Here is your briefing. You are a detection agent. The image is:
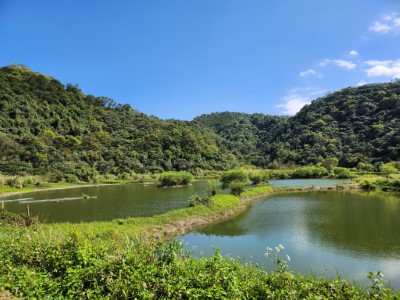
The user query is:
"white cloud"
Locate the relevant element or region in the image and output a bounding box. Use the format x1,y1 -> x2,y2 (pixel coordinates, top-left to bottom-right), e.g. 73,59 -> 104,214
334,59 -> 357,69
357,80 -> 367,86
369,13 -> 400,34
349,50 -> 358,57
299,68 -> 317,77
276,88 -> 327,115
364,60 -> 392,67
320,59 -> 357,70
369,21 -> 391,33
276,95 -> 310,115
364,59 -> 400,78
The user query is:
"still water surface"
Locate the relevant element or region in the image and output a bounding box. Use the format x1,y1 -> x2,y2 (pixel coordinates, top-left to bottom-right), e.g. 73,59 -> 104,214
2,179 -> 347,223
2,179 -> 399,286
181,190 -> 400,287
3,181 -> 207,223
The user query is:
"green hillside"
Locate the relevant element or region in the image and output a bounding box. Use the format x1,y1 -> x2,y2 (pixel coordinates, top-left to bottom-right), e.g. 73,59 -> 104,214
0,65 -> 236,179
192,83 -> 400,168
1,64 -> 399,180
191,112 -> 287,166
268,83 -> 400,167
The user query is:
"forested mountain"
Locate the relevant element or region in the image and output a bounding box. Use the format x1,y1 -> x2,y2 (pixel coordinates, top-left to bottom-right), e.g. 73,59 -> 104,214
192,83 -> 400,168
0,65 -> 399,180
191,112 -> 287,166
267,83 -> 400,167
0,65 -> 237,179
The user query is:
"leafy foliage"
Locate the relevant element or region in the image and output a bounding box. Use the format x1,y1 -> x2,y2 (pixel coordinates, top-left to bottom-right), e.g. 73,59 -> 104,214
0,65 -> 236,180
191,82 -> 400,168
229,180 -> 246,196
220,169 -> 249,188
1,65 -> 400,180
0,230 -> 395,299
159,171 -> 193,186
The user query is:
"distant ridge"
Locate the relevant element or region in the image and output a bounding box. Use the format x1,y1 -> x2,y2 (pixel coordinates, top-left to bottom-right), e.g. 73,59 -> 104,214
0,64 -> 399,179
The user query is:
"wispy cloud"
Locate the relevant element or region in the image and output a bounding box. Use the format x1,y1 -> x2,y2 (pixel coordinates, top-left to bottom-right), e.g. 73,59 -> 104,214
299,68 -> 318,78
364,59 -> 400,78
276,87 -> 327,115
369,13 -> 400,34
320,59 -> 357,70
349,50 -> 358,57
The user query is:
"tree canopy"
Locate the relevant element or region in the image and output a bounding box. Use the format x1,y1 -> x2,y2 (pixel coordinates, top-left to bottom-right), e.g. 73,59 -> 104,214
0,65 -> 399,180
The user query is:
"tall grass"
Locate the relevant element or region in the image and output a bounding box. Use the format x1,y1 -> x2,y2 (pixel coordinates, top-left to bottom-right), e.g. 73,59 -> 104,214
0,228 -> 395,299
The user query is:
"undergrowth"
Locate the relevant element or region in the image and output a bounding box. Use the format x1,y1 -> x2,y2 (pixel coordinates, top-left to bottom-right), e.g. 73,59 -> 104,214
1,230 -> 396,299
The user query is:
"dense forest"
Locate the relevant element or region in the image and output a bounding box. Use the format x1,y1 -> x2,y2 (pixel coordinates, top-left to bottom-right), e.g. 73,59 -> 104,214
0,65 -> 399,180
192,83 -> 400,169
0,65 -> 237,180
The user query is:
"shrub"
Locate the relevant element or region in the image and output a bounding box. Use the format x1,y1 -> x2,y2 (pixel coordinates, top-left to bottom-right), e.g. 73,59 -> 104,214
332,167 -> 352,178
249,172 -> 262,185
118,172 -> 131,180
271,170 -> 292,179
206,179 -> 221,197
221,169 -> 249,188
64,174 -> 79,184
229,180 -> 245,196
188,194 -> 211,207
293,166 -> 328,178
38,181 -> 51,188
379,163 -> 398,177
357,162 -> 375,172
159,171 -> 193,187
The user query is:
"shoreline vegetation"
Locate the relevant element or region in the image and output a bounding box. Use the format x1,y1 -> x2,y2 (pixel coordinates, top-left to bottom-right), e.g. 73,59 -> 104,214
1,64 -> 400,297
1,173 -> 400,297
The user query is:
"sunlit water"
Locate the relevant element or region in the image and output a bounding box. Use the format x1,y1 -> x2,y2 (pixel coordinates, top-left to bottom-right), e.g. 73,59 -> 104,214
1,179 -> 348,223
1,181 -> 207,223
2,178 -> 398,287
180,190 -> 400,288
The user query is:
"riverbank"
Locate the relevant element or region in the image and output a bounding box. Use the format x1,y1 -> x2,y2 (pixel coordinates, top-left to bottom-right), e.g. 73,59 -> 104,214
1,182 -> 399,298
0,182 -> 114,198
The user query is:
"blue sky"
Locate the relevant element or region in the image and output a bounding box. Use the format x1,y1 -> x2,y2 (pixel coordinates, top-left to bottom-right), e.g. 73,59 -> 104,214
1,0 -> 399,120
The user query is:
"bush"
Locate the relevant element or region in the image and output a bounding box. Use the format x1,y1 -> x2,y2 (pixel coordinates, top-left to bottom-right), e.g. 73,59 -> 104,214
379,163 -> 398,177
64,174 -> 79,184
206,179 -> 221,197
270,170 -> 292,179
221,169 -> 249,188
332,167 -> 352,178
357,162 -> 375,172
249,172 -> 262,185
118,172 -> 131,180
188,194 -> 211,207
159,171 -> 193,187
229,180 -> 245,196
293,166 -> 328,178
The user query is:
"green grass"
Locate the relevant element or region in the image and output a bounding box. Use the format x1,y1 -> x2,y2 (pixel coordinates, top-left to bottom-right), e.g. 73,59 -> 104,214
241,185 -> 274,198
1,182 -> 400,298
0,182 -> 79,196
0,225 -> 396,299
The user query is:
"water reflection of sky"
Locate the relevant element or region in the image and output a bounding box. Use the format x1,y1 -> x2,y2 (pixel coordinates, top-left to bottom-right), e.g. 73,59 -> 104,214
181,191 -> 400,288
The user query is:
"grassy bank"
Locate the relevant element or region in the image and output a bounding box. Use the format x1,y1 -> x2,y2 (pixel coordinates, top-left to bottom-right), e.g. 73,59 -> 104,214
1,230 -> 394,299
1,183 -> 400,298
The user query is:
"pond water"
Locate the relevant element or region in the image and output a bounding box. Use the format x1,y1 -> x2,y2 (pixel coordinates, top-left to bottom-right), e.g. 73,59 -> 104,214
1,179 -> 348,223
269,178 -> 350,187
2,181 -> 207,223
180,190 -> 400,288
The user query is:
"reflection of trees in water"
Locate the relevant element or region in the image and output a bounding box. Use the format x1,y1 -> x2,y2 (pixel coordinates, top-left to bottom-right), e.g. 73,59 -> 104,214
198,204 -> 254,236
306,191 -> 400,258
200,191 -> 400,258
